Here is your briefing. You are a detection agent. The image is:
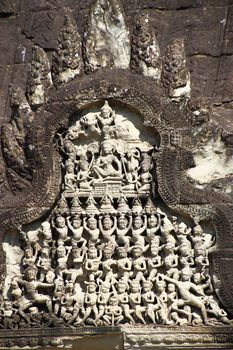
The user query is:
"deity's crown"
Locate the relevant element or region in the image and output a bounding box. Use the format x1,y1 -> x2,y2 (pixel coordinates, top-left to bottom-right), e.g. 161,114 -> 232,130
133,241 -> 144,250
100,100 -> 112,112
118,213 -> 126,221
181,267 -> 192,275
88,243 -> 97,252
87,216 -> 96,223
103,213 -> 112,221
134,215 -> 143,222
148,214 -> 157,221
25,265 -> 38,274
103,242 -> 114,253
193,224 -> 203,234
56,215 -> 65,222
142,280 -> 153,287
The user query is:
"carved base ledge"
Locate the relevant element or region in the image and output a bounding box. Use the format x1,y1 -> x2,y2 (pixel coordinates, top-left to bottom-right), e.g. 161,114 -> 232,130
0,326 -> 233,349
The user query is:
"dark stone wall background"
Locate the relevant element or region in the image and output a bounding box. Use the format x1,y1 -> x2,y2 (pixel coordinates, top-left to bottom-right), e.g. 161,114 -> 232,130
0,0 -> 233,128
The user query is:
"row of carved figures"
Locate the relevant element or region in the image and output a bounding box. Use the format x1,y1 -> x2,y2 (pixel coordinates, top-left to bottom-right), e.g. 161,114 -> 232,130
20,235 -> 211,283
2,264 -> 230,329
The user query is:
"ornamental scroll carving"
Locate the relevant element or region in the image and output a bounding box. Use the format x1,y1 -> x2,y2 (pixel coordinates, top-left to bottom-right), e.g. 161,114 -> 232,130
1,101 -> 230,329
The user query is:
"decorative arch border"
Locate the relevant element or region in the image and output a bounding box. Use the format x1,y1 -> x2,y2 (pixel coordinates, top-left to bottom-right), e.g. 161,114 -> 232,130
0,68 -> 233,337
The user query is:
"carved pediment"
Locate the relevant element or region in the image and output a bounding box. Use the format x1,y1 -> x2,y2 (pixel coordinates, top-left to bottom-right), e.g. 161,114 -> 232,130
0,0 -> 233,348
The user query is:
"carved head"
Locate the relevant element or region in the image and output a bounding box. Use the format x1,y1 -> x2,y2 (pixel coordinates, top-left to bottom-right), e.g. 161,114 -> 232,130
132,245 -> 143,257
65,161 -> 74,173
87,281 -> 97,293
100,100 -> 112,119
133,216 -> 143,229
150,244 -> 159,256
65,282 -> 74,293
78,158 -> 89,171
164,240 -> 175,253
41,247 -> 50,257
179,243 -> 192,257
88,244 -> 98,258
72,216 -> 81,229
194,243 -> 205,257
24,245 -> 33,258
193,273 -> 201,284
87,216 -> 97,230
178,222 -> 188,234
41,222 -> 52,239
193,225 -> 203,236
10,280 -> 19,289
140,154 -> 151,172
130,280 -> 141,293
167,283 -> 176,293
155,279 -> 166,293
164,254 -> 176,268
57,245 -> 66,257
148,215 -> 158,228
103,215 -> 113,230
63,139 -> 74,153
3,301 -> 12,311
25,266 -> 38,281
109,295 -> 118,306
100,282 -> 110,293
181,267 -> 192,281
101,140 -> 114,155
72,247 -> 81,258
117,280 -> 128,293
55,216 -> 66,228
142,280 -> 153,292
9,86 -> 26,109
116,246 -> 127,258
103,243 -> 114,259
118,214 -> 128,229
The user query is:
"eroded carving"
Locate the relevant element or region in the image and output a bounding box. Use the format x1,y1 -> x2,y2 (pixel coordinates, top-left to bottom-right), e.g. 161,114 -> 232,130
131,13 -> 161,80
52,15 -> 82,86
27,45 -> 52,106
1,87 -> 34,193
162,38 -> 190,101
83,0 -> 130,73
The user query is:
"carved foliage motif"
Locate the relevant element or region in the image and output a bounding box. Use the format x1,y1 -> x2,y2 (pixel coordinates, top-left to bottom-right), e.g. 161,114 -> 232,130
27,45 -> 52,106
162,38 -> 190,100
52,15 -> 82,86
131,13 -> 161,80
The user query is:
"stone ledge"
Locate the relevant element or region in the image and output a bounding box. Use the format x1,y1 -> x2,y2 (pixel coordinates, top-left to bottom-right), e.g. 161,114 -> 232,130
0,326 -> 233,349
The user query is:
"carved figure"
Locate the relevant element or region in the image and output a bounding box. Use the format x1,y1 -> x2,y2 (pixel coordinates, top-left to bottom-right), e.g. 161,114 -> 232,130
83,216 -> 100,243
92,139 -> 122,180
15,266 -> 53,315
116,214 -> 132,247
67,215 -> 85,247
161,268 -> 209,324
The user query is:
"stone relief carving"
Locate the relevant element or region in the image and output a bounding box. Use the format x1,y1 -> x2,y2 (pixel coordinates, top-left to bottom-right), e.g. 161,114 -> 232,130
162,38 -> 190,101
52,15 -> 82,86
0,101 -> 230,330
83,0 -> 130,73
0,0 -> 233,347
27,45 -> 52,106
131,13 -> 161,80
1,86 -> 34,193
